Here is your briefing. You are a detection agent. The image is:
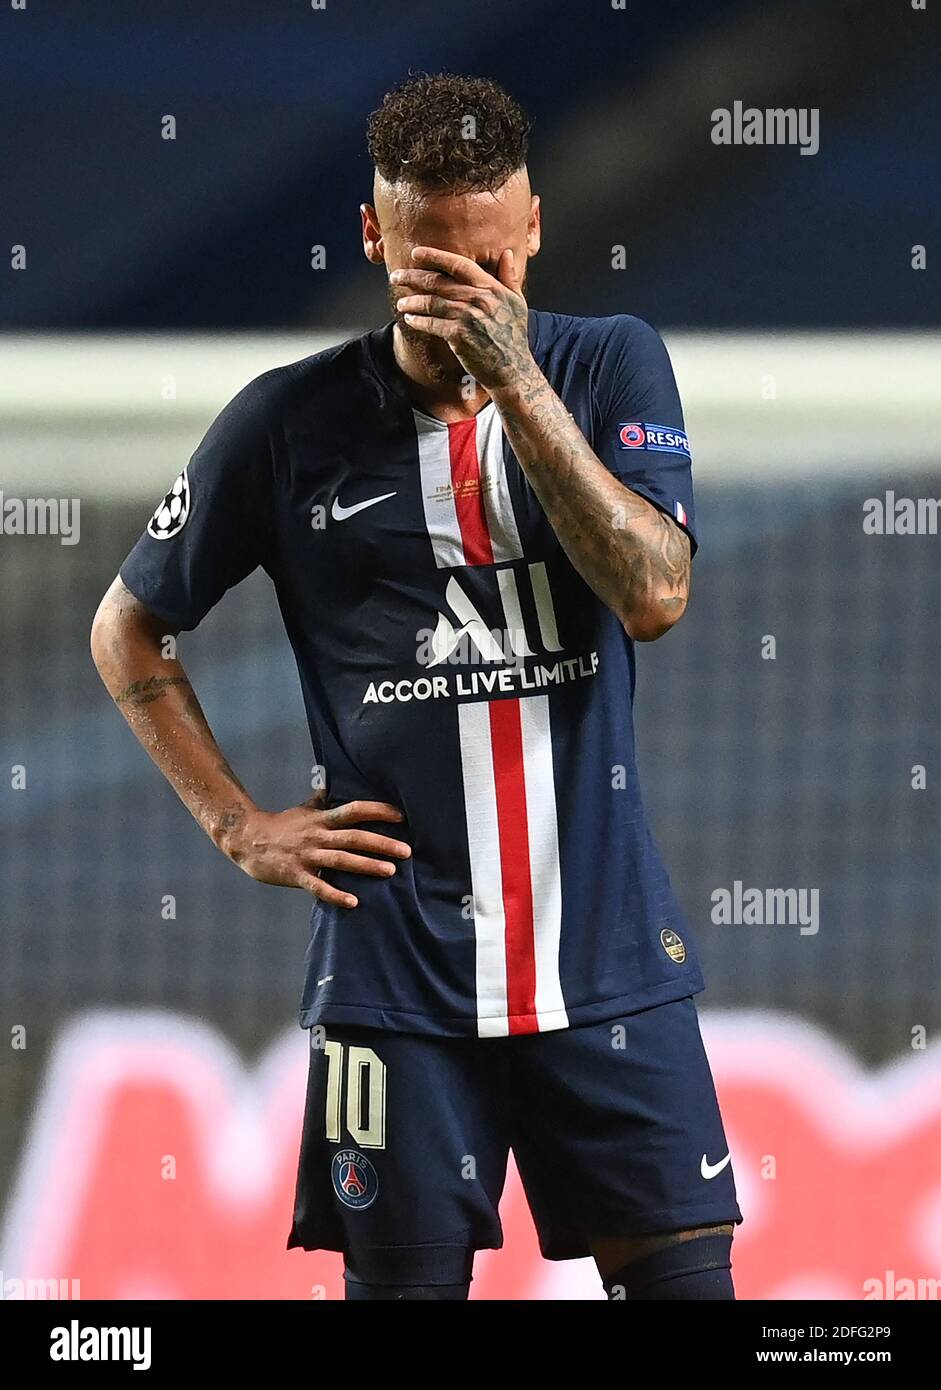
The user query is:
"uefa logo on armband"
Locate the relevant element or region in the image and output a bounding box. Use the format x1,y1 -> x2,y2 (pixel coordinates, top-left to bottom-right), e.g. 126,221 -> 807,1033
619,423 -> 647,449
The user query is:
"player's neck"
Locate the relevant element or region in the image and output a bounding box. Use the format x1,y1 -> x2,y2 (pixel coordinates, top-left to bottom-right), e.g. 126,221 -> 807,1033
391,324 -> 492,423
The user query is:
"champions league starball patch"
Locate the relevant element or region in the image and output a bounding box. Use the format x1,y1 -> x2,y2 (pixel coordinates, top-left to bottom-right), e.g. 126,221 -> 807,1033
331,1149 -> 379,1210
147,467 -> 191,540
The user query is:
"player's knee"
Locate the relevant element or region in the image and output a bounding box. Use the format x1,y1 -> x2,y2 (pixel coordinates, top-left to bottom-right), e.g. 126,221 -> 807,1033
603,1229 -> 735,1301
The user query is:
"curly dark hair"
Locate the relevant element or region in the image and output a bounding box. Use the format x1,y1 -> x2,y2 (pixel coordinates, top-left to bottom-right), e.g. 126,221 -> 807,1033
366,72 -> 532,193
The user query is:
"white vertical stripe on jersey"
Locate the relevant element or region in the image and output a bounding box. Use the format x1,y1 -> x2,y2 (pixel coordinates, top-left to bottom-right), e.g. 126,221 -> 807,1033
415,414 -> 466,569
457,700 -> 510,1037
477,408 -> 524,563
519,695 -> 568,1030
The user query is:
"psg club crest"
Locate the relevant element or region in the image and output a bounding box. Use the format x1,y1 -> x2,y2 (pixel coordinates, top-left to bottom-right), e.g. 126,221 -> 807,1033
147,466 -> 191,540
331,1149 -> 379,1211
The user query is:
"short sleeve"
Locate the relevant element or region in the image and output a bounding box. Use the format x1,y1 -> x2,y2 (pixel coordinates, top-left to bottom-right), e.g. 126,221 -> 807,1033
592,316 -> 697,554
119,378 -> 275,630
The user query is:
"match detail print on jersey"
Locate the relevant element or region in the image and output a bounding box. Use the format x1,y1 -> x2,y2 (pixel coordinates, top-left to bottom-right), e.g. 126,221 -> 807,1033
416,405 -> 524,569
458,694 -> 567,1037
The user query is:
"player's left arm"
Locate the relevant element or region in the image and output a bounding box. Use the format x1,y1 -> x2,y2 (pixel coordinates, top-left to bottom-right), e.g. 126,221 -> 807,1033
393,247 -> 690,642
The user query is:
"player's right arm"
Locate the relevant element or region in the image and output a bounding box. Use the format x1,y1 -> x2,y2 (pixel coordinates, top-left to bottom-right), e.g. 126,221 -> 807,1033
90,576 -> 410,909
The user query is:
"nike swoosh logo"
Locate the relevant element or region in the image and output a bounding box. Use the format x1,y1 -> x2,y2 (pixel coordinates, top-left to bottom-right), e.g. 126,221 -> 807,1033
701,1152 -> 731,1180
331,491 -> 397,521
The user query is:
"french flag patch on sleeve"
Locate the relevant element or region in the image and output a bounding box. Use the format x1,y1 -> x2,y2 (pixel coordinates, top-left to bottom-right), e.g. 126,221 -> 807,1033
673,500 -> 688,527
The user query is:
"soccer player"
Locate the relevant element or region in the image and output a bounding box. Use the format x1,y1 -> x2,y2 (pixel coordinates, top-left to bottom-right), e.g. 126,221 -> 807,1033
92,73 -> 741,1301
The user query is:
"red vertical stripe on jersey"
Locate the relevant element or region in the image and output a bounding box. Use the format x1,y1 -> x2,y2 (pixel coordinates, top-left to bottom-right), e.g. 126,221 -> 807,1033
447,418 -> 494,566
488,698 -> 538,1034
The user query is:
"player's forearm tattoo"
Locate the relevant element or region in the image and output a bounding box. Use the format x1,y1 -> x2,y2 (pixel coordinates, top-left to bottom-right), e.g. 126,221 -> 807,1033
495,368 -> 690,636
216,804 -> 248,844
113,672 -> 253,839
114,674 -> 191,706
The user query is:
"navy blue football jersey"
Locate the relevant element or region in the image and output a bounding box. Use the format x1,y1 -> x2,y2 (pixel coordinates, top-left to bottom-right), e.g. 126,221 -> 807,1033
120,311 -> 703,1037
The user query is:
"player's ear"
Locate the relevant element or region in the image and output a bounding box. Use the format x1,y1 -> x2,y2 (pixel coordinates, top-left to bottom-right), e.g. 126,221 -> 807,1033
361,203 -> 385,265
526,194 -> 542,259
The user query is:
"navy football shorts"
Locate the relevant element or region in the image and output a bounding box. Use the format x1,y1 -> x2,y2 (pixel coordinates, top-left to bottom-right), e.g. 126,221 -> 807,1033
288,995 -> 741,1274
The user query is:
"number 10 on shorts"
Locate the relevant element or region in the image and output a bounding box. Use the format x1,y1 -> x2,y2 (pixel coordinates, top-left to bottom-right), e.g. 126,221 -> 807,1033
323,1039 -> 387,1149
